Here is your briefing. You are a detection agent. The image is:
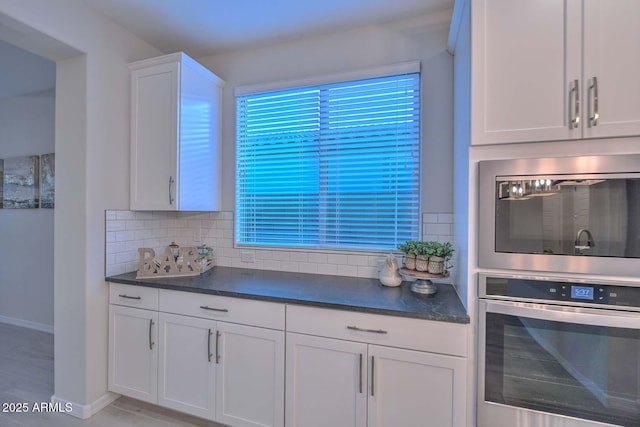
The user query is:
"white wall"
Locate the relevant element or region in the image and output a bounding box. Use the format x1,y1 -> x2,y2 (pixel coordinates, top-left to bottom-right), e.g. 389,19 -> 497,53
0,93 -> 55,331
0,39 -> 56,97
0,0 -> 162,416
198,10 -> 454,215
451,0 -> 471,310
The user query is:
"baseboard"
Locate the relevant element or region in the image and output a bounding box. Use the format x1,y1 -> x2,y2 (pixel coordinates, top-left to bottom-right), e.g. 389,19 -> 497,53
51,392 -> 120,419
0,314 -> 53,334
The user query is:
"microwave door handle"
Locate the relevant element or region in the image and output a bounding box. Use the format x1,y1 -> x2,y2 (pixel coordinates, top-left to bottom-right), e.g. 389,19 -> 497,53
484,300 -> 640,330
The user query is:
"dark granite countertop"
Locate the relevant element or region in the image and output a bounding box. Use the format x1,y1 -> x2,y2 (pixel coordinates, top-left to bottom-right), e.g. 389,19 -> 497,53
106,267 -> 469,324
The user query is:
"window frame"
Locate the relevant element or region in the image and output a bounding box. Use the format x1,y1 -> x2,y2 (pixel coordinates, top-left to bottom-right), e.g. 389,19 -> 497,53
234,63 -> 422,253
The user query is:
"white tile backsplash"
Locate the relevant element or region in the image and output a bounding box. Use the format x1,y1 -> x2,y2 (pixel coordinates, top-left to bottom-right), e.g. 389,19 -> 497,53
105,210 -> 455,278
424,223 -> 452,236
422,212 -> 453,244
437,213 -> 453,224
307,253 -> 328,264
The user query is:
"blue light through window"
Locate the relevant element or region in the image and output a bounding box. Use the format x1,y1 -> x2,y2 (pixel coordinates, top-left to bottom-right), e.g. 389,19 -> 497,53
236,73 -> 420,250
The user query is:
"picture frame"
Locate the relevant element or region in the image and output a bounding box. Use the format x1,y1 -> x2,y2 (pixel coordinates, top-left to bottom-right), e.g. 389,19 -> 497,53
40,153 -> 55,208
2,155 -> 39,208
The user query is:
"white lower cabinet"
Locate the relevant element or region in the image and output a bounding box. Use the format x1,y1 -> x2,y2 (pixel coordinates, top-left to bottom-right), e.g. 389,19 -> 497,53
367,345 -> 466,427
109,284 -> 285,427
157,310 -> 284,426
286,333 -> 367,427
158,314 -> 285,426
285,305 -> 468,427
216,322 -> 285,427
108,305 -> 158,404
109,284 -> 468,427
158,313 -> 216,420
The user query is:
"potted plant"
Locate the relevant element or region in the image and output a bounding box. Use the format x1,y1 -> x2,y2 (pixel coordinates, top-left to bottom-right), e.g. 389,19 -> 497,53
414,241 -> 432,272
427,241 -> 454,274
397,240 -> 419,270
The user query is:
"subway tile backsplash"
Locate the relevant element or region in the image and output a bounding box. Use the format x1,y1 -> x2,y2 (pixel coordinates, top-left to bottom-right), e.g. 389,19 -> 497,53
105,210 -> 453,278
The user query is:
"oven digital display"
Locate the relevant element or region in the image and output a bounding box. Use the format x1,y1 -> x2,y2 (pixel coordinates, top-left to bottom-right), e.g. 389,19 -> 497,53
571,285 -> 594,300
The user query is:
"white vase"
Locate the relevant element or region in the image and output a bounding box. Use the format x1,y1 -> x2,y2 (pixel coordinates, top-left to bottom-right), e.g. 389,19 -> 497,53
380,254 -> 402,287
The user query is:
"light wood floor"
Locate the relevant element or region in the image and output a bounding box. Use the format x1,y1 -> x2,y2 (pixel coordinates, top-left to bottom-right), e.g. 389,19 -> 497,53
0,322 -> 224,427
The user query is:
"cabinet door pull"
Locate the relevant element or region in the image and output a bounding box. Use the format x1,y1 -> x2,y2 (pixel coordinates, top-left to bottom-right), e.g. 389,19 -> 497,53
370,356 -> 375,397
358,353 -> 363,394
148,319 -> 155,350
169,176 -> 175,205
589,76 -> 599,127
207,329 -> 213,362
118,294 -> 141,300
200,305 -> 229,313
215,330 -> 221,364
569,79 -> 580,129
347,325 -> 387,334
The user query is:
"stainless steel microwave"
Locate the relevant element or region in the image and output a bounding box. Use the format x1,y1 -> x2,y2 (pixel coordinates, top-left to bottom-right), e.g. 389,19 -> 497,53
478,155 -> 640,277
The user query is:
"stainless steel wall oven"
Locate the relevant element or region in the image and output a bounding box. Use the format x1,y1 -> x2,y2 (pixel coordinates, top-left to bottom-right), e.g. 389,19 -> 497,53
478,273 -> 640,427
478,154 -> 640,276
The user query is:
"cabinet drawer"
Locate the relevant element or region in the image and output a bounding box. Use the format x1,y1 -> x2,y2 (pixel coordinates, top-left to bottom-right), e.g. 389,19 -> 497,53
286,305 -> 467,357
159,289 -> 285,330
109,283 -> 159,311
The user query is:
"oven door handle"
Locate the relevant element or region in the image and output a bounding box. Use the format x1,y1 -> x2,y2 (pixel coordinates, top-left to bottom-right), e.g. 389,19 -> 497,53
483,300 -> 640,329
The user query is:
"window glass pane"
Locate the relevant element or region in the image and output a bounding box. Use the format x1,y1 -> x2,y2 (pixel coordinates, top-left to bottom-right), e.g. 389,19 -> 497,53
236,73 -> 420,250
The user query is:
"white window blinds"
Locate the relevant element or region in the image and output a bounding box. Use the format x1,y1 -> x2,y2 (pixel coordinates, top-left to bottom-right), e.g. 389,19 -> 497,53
236,72 -> 420,250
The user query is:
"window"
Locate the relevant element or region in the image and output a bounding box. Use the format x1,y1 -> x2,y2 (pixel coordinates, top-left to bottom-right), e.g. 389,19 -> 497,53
236,72 -> 420,251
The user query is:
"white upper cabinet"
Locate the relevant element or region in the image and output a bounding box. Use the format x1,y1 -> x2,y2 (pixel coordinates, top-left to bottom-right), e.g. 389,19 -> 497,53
472,0 -> 640,145
582,0 -> 640,139
473,0 -> 581,145
130,52 -> 224,210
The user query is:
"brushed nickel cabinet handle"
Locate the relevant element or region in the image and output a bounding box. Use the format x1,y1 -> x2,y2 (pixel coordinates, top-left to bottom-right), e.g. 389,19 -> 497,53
169,176 -> 175,205
208,329 -> 213,362
575,79 -> 581,128
370,356 -> 375,397
148,319 -> 154,350
118,294 -> 141,300
359,353 -> 363,394
347,325 -> 387,334
589,76 -> 599,127
569,79 -> 580,129
200,305 -> 229,313
215,330 -> 221,364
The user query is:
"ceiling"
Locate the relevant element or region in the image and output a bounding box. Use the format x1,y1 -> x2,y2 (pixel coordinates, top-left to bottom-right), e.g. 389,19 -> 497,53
82,0 -> 453,58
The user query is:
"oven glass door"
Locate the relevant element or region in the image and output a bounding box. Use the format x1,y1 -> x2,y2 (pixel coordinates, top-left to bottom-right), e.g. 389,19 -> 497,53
482,300 -> 640,427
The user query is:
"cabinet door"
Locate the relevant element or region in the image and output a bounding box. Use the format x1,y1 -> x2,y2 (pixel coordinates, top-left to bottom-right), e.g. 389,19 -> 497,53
285,333 -> 367,427
367,345 -> 467,427
108,305 -> 158,403
216,322 -> 285,427
176,60 -> 221,211
158,313 -> 216,420
472,0 -> 582,145
582,0 -> 640,139
130,61 -> 179,210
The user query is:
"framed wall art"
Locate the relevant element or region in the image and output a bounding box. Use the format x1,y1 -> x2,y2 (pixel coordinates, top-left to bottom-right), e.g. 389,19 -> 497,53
40,153 -> 55,208
2,155 -> 39,208
0,159 -> 3,208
